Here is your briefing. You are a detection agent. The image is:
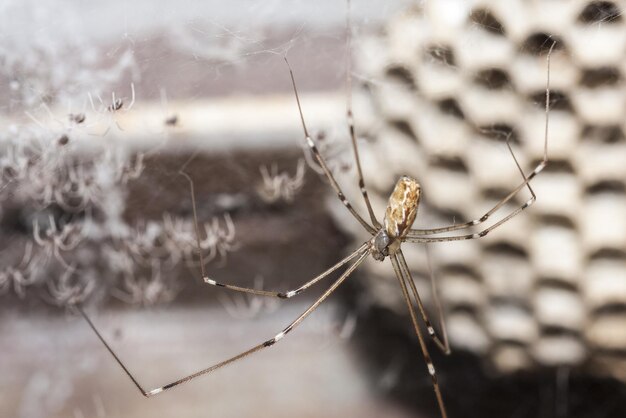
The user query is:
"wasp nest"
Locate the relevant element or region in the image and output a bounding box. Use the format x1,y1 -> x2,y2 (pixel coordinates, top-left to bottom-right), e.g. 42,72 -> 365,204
331,0 -> 626,381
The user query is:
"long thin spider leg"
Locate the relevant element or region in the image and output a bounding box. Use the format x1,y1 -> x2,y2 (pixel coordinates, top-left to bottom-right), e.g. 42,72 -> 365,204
284,57 -> 376,235
403,193 -> 533,244
408,138 -> 540,237
406,133 -> 537,244
424,244 -> 450,352
204,242 -> 369,299
178,170 -> 208,280
408,41 -> 555,237
345,0 -> 379,228
127,83 -> 136,111
53,246 -> 75,271
78,307 -> 147,396
390,254 -> 448,418
397,249 -> 449,354
181,166 -> 367,299
78,250 -> 369,397
406,106 -> 540,243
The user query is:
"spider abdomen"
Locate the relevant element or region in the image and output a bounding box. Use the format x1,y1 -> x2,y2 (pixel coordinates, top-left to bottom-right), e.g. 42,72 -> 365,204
384,176 -> 421,239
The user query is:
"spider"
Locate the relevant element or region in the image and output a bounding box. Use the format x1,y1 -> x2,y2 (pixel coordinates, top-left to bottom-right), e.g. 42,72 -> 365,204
68,112 -> 86,125
25,102 -> 93,147
33,214 -> 84,269
77,27 -> 555,418
87,83 -> 136,135
257,158 -> 306,204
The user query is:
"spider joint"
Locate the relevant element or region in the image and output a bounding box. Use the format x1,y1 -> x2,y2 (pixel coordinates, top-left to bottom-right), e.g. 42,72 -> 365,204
146,388 -> 161,397
427,363 -> 436,377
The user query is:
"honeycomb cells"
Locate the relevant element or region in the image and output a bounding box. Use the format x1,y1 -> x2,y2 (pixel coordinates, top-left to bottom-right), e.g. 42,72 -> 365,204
336,0 -> 626,381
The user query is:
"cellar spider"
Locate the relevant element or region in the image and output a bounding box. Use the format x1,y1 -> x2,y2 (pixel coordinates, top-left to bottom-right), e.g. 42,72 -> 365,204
88,83 -> 136,135
25,101 -> 93,146
78,20 -> 555,418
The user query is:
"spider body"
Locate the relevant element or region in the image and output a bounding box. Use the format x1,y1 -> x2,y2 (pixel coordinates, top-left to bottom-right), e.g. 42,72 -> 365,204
108,99 -> 123,112
164,115 -> 178,126
68,113 -> 86,124
372,176 -> 421,261
87,83 -> 135,135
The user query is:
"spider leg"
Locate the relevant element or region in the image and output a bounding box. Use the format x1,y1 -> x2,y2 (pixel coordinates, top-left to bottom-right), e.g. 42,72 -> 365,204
179,170 -> 208,273
127,83 -> 136,111
88,92 -> 98,113
78,250 -> 369,397
285,57 -> 376,235
405,125 -> 538,244
407,41 -> 555,238
407,138 -> 537,243
396,248 -> 449,354
403,197 -> 531,243
182,169 -> 368,300
203,242 -> 369,299
24,111 -> 45,130
53,246 -> 75,271
345,0 -> 379,228
390,253 -> 448,418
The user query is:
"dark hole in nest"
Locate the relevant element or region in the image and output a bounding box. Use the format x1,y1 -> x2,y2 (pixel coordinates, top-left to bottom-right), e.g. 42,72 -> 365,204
580,67 -> 622,88
491,339 -> 529,350
432,207 -> 466,228
469,8 -> 506,35
482,187 -> 522,204
424,44 -> 456,66
437,98 -> 465,119
484,242 -> 528,258
590,247 -> 626,261
537,214 -> 577,230
593,303 -> 626,316
385,65 -> 416,90
529,90 -> 572,112
539,325 -> 582,339
521,33 -> 564,55
389,119 -> 417,141
449,304 -> 481,317
431,155 -> 468,173
578,1 -> 623,24
585,180 -> 626,195
536,278 -> 579,293
581,125 -> 625,144
474,68 -> 513,90
439,263 -> 481,281
476,123 -> 520,145
538,159 -> 574,174
490,297 -> 532,313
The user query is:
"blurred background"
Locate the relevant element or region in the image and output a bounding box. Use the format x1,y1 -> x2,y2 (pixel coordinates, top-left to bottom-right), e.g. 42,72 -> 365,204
1,1 -> 626,417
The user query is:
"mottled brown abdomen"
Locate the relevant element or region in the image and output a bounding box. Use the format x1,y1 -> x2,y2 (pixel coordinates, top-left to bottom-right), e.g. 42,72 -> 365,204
384,176 -> 421,239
